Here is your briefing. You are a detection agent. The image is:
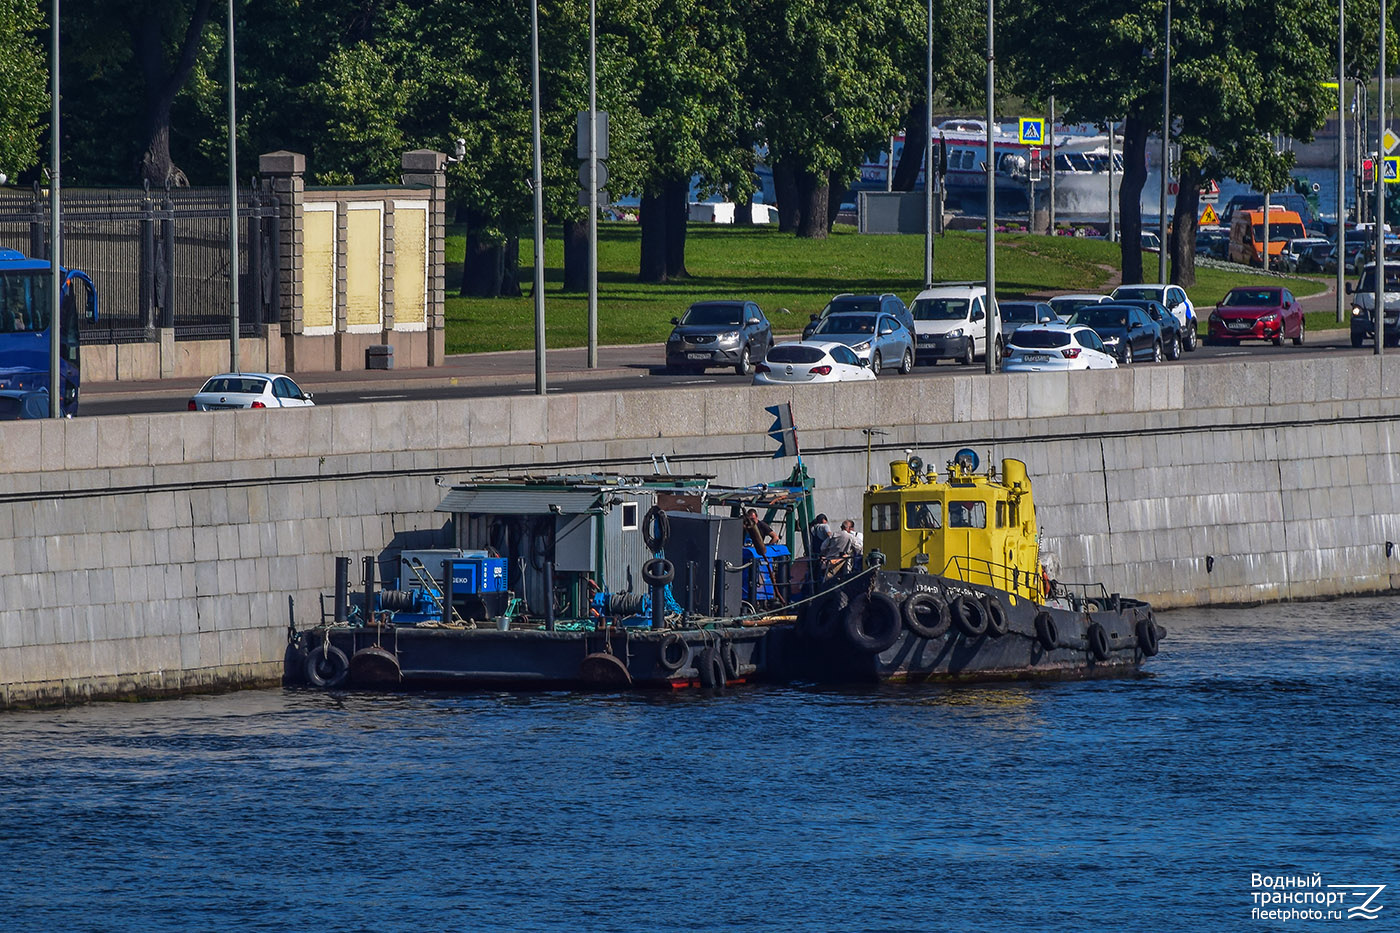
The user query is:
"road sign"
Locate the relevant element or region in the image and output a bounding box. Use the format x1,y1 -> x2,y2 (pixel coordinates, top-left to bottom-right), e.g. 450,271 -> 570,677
1200,204 -> 1219,226
1385,129 -> 1400,154
1018,118 -> 1044,145
1201,179 -> 1220,202
1386,156 -> 1400,184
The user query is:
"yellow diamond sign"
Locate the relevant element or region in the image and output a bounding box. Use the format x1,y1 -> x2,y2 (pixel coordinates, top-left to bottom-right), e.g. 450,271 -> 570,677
1385,128 -> 1400,154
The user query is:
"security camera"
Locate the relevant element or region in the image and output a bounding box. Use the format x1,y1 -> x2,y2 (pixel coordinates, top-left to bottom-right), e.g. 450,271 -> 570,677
548,503 -> 563,515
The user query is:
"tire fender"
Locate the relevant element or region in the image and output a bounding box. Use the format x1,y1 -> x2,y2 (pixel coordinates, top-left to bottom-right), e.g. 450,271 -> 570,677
1033,611 -> 1059,651
950,595 -> 988,638
642,557 -> 675,587
902,591 -> 950,639
697,646 -> 725,687
658,632 -> 689,672
843,591 -> 903,653
1087,622 -> 1111,661
1135,617 -> 1160,657
984,595 -> 1009,637
305,644 -> 350,688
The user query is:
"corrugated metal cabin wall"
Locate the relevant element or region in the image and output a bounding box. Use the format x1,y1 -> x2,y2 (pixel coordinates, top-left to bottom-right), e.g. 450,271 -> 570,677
602,490 -> 655,596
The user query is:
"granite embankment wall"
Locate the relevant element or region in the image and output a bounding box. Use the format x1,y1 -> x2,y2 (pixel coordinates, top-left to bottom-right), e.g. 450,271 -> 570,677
3,356 -> 1400,707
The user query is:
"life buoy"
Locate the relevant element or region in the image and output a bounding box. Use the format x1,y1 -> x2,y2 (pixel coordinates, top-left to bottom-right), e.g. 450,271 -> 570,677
1136,618 -> 1160,657
844,592 -> 903,653
697,646 -> 725,687
1087,622 -> 1111,661
642,557 -> 675,587
720,640 -> 742,679
642,505 -> 669,551
984,596 -> 1009,637
1033,611 -> 1059,651
950,595 -> 988,638
902,591 -> 950,639
658,632 -> 689,671
305,644 -> 350,688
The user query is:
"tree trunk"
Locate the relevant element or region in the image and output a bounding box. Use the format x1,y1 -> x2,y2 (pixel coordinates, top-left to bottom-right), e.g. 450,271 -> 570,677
502,236 -> 521,297
1171,167 -> 1202,287
826,173 -> 845,231
774,161 -> 801,232
665,177 -> 689,278
133,0 -> 213,186
734,186 -> 754,226
562,218 -> 588,292
639,189 -> 667,282
892,100 -> 927,192
460,211 -> 504,298
1117,113 -> 1151,286
795,171 -> 830,239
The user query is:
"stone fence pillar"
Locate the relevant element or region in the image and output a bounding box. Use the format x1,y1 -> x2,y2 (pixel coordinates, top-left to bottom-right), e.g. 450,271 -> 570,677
400,150 -> 448,366
259,151 -> 306,369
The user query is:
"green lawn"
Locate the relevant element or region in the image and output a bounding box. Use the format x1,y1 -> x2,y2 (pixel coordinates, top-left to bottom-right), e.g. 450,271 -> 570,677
444,223 -> 1333,353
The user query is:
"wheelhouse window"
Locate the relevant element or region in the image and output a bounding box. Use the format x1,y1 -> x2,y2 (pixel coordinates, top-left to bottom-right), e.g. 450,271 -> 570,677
905,501 -> 942,530
870,502 -> 898,532
620,502 -> 639,530
948,500 -> 987,529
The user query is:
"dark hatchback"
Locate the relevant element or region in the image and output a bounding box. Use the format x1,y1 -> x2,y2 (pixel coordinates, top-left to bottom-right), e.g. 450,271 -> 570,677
1109,298 -> 1184,360
665,300 -> 773,375
1067,303 -> 1164,363
803,293 -> 915,340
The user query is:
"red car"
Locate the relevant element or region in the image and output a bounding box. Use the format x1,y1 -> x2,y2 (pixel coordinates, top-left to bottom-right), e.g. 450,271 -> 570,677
1207,287 -> 1305,346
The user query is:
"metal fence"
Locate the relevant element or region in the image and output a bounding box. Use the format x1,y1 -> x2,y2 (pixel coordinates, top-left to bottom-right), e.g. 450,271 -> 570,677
0,185 -> 280,344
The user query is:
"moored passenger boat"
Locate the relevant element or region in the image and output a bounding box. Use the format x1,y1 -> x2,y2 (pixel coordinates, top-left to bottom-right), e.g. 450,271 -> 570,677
789,449 -> 1162,682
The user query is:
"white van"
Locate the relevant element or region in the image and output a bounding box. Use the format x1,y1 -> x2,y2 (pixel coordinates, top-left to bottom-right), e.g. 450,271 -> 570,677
909,283 -> 1000,365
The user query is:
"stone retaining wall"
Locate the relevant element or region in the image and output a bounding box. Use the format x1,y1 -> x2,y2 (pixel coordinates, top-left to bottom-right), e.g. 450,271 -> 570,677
2,355 -> 1398,707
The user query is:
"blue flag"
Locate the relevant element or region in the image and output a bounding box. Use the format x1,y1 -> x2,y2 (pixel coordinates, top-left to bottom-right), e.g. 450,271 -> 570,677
765,404 -> 799,459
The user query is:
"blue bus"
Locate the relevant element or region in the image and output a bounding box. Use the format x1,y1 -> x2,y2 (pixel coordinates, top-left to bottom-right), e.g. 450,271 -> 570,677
0,248 -> 97,419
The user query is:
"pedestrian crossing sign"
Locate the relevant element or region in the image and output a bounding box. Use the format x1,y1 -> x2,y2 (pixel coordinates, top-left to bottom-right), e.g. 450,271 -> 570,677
1018,118 -> 1045,145
1386,156 -> 1400,184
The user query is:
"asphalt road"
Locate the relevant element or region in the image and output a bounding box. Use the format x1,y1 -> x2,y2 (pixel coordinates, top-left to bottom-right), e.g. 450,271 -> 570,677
79,327 -> 1374,418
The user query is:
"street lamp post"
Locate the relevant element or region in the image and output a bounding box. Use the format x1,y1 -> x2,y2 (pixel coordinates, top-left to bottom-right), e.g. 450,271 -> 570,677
227,0 -> 240,372
1337,0 -> 1346,323
1375,0 -> 1385,358
924,0 -> 934,288
530,0 -> 547,392
587,0 -> 598,368
1159,0 -> 1171,284
984,0 -> 996,374
49,0 -> 61,419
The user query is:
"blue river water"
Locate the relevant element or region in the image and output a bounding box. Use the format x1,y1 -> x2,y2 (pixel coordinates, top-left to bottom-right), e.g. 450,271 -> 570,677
1,595 -> 1396,932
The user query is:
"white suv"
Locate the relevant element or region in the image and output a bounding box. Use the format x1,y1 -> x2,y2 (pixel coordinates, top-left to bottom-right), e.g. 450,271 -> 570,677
909,283 -> 1001,365
1110,284 -> 1198,351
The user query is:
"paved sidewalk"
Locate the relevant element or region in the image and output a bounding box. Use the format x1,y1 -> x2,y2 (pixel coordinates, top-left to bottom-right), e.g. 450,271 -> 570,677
84,342 -> 660,400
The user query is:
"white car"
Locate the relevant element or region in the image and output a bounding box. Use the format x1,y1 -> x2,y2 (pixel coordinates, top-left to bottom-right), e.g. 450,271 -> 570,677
1110,283 -> 1198,350
1047,293 -> 1111,322
1001,323 -> 1119,372
187,372 -> 316,410
753,340 -> 876,385
908,282 -> 999,365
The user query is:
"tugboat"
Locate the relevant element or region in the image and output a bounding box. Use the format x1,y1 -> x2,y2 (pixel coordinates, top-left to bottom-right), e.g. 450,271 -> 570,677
285,465 -> 819,692
791,449 -> 1162,682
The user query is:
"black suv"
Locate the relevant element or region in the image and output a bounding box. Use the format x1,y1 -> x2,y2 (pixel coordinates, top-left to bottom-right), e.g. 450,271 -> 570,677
803,293 -> 915,340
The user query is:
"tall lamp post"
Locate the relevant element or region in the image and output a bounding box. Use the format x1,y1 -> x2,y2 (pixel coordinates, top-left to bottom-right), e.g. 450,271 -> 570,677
530,0 -> 547,392
49,0 -> 61,419
984,0 -> 997,374
1338,0 -> 1346,323
1375,0 -> 1385,358
227,0 -> 240,372
1159,0 -> 1171,284
924,0 -> 934,288
586,0 -> 598,368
